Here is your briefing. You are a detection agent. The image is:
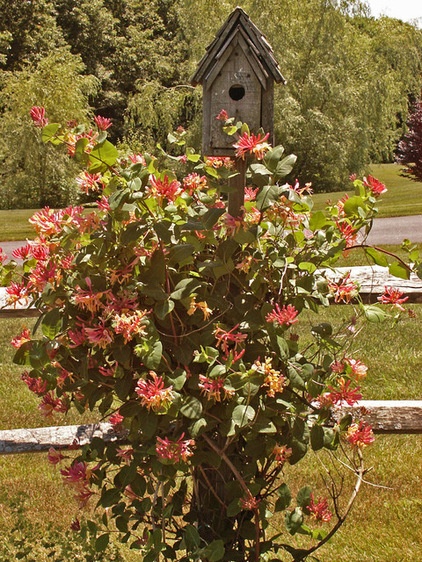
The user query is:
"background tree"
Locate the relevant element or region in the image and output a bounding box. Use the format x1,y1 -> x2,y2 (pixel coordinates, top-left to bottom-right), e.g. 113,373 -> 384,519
396,100 -> 422,181
1,0 -> 422,206
0,48 -> 98,208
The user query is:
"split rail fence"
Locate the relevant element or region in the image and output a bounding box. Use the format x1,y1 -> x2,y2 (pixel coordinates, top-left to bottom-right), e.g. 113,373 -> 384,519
1,265 -> 421,455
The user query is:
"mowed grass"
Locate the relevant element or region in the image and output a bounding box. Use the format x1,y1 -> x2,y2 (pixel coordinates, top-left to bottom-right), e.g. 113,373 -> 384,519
0,306 -> 421,560
0,209 -> 38,242
312,163 -> 422,218
0,163 -> 422,244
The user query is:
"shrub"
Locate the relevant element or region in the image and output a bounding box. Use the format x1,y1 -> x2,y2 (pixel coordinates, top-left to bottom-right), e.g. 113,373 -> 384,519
0,108 -> 413,561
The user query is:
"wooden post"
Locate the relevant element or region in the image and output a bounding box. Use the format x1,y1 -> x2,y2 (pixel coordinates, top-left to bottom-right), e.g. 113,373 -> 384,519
228,158 -> 247,217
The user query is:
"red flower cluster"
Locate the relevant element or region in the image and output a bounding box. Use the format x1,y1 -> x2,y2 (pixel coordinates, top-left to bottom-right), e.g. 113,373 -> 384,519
346,421 -> 375,448
307,494 -> 332,522
135,372 -> 174,412
233,131 -> 271,160
156,433 -> 195,463
265,304 -> 299,326
363,175 -> 387,197
30,106 -> 48,127
378,286 -> 409,311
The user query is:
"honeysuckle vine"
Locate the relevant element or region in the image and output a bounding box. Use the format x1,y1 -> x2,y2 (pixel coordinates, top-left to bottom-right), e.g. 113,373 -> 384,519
0,107 -> 418,561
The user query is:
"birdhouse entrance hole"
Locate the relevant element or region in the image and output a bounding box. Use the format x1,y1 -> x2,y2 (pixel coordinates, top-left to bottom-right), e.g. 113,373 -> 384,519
229,84 -> 245,101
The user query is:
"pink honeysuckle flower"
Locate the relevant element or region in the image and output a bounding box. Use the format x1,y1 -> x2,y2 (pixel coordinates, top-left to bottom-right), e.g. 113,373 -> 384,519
345,358 -> 368,381
378,286 -> 409,311
30,243 -> 50,262
94,115 -> 112,130
11,327 -> 31,349
272,444 -> 292,465
109,411 -> 124,427
346,421 -> 375,449
214,324 -> 247,361
28,261 -> 59,292
149,174 -> 182,202
129,153 -> 146,165
38,392 -> 69,417
135,371 -> 174,412
363,175 -> 387,197
60,460 -> 95,507
21,371 -> 48,395
198,375 -> 235,402
155,433 -> 195,463
30,106 -> 48,127
70,519 -> 81,532
233,131 -> 271,160
307,494 -> 332,522
336,220 -> 357,248
216,109 -> 229,121
6,281 -> 30,306
76,171 -> 104,194
204,156 -> 234,169
244,186 -> 259,201
84,320 -> 114,349
116,447 -> 134,464
265,304 -> 299,327
320,377 -> 362,407
73,277 -> 112,314
0,247 -> 7,264
239,494 -> 261,511
111,309 -> 149,343
327,272 -> 359,303
48,447 -> 67,465
182,172 -> 208,195
11,243 -> 33,261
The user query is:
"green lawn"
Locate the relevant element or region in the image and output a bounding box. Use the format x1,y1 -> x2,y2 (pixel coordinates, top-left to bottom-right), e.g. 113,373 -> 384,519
1,164 -> 422,243
311,163 -> 422,218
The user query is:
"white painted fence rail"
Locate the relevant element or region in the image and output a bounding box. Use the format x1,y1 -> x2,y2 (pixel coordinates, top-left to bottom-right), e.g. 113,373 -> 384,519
1,267 -> 421,454
0,401 -> 421,455
1,265 -> 422,318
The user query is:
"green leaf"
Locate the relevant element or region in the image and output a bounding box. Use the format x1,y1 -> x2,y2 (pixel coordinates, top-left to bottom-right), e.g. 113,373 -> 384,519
263,145 -> 285,173
388,261 -> 410,280
297,486 -> 312,509
364,247 -> 389,267
309,211 -> 329,231
168,244 -> 195,266
183,525 -> 201,550
41,308 -> 62,339
362,304 -> 389,323
171,278 -> 201,300
343,196 -> 366,217
180,396 -> 203,419
142,340 -> 163,370
285,507 -> 304,535
154,299 -> 175,320
201,540 -> 225,562
275,483 -> 292,511
274,154 -> 297,179
41,123 -> 60,144
89,140 -> 119,172
232,404 -> 255,428
95,533 -> 110,552
310,424 -> 324,451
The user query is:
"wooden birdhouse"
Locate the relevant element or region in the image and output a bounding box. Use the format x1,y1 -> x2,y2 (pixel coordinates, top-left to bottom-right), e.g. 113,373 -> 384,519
191,7 -> 286,156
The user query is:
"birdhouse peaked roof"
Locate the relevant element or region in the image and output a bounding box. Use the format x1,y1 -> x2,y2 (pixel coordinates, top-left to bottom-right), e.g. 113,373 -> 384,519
191,7 -> 286,86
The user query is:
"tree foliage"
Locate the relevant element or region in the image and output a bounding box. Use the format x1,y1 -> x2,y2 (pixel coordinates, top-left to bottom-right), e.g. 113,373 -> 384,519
396,100 -> 422,181
0,48 -> 98,208
1,0 -> 422,206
